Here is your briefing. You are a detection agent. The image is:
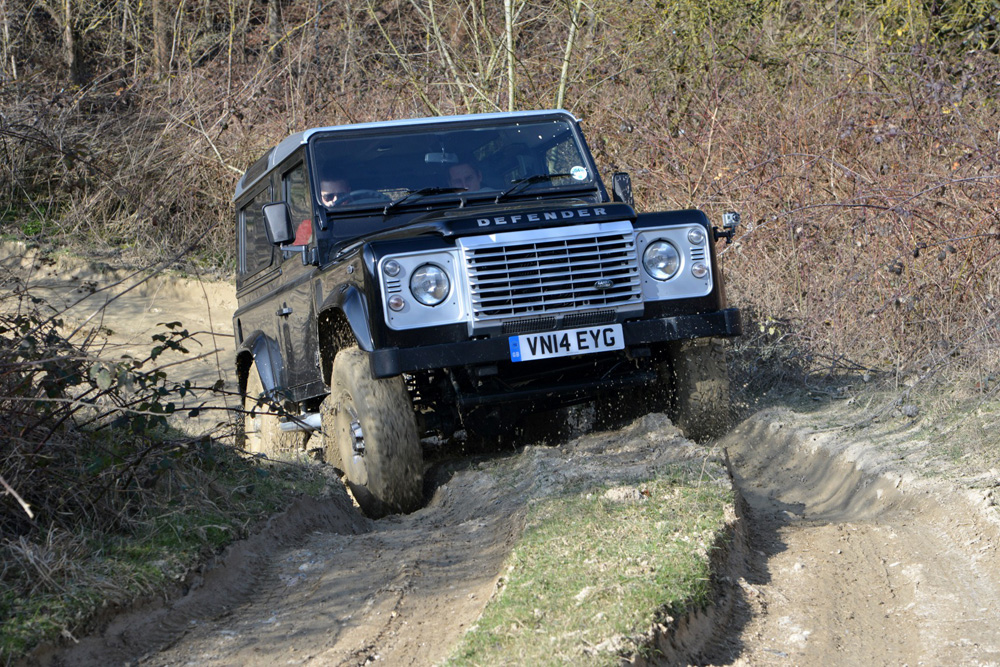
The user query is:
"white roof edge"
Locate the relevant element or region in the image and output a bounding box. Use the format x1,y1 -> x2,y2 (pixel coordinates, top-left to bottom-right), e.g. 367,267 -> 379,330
234,109 -> 576,201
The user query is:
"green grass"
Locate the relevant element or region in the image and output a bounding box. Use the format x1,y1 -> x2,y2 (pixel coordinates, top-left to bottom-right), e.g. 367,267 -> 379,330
447,473 -> 732,666
0,448 -> 328,659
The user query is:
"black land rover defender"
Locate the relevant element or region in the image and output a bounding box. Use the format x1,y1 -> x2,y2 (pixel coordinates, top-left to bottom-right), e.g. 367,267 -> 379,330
233,110 -> 741,517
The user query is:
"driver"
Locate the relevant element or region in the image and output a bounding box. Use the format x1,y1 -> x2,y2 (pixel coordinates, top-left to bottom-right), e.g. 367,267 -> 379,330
320,177 -> 351,206
448,162 -> 483,191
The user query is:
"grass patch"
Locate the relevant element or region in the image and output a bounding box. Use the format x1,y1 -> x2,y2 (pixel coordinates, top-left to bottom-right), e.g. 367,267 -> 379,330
448,472 -> 732,666
0,444 -> 328,660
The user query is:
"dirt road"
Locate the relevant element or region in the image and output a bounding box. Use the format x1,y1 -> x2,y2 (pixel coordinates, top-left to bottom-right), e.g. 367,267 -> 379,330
707,414 -> 1000,665
13,250 -> 1000,665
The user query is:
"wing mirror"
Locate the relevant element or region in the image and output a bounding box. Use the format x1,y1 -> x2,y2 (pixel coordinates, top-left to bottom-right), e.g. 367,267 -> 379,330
262,202 -> 294,246
611,172 -> 633,207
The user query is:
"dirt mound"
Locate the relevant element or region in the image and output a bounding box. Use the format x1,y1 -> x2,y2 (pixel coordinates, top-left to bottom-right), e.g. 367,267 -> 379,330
2,242 -> 239,434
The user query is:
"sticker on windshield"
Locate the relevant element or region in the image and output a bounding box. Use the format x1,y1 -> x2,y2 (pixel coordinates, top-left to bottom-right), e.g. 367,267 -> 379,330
570,166 -> 588,180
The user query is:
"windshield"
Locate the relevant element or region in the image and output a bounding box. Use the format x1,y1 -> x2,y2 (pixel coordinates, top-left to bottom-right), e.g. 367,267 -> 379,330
310,118 -> 597,211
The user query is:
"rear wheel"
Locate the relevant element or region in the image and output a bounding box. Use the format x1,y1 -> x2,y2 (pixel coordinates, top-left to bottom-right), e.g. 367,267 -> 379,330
239,360 -> 309,457
667,338 -> 730,441
322,348 -> 423,518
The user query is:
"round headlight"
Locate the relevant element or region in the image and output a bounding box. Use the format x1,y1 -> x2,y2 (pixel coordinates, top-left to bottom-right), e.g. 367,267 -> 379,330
642,241 -> 680,281
687,227 -> 706,245
410,264 -> 451,306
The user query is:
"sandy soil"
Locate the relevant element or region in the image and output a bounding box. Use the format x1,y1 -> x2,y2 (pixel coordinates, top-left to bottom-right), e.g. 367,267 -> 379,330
704,413 -> 1000,665
11,247 -> 1000,666
2,243 -> 239,434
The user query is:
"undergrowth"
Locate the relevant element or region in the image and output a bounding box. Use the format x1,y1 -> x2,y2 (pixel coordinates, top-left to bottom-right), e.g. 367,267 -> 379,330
0,277 -> 325,660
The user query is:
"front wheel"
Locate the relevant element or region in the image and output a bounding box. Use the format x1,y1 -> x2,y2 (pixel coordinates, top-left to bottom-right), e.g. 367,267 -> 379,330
322,348 -> 423,518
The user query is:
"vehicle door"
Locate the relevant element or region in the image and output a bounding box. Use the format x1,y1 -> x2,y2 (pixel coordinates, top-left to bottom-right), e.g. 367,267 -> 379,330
276,160 -> 323,399
235,183 -> 287,390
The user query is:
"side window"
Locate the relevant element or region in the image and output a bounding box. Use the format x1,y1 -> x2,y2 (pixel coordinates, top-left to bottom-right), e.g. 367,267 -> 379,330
284,163 -> 313,247
241,187 -> 274,275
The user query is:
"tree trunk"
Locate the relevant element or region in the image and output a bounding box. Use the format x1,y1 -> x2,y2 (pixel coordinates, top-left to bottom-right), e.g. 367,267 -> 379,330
61,0 -> 82,83
504,0 -> 513,111
268,0 -> 283,63
0,0 -> 16,80
152,0 -> 171,76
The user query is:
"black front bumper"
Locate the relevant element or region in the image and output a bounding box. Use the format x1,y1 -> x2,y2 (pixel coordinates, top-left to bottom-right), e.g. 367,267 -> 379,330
370,307 -> 741,378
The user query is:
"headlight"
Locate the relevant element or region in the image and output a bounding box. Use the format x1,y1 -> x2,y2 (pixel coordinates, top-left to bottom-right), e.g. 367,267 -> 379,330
642,241 -> 680,281
410,264 -> 451,305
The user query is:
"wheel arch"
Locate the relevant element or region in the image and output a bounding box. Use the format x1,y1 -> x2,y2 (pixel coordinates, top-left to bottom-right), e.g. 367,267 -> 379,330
235,331 -> 284,398
318,285 -> 374,385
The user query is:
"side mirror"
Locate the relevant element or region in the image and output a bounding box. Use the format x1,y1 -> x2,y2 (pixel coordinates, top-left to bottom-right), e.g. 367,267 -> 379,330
611,172 -> 633,206
262,202 -> 294,246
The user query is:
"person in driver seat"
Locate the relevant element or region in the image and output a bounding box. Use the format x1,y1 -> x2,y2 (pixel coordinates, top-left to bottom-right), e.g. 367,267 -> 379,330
320,177 -> 351,207
448,161 -> 484,191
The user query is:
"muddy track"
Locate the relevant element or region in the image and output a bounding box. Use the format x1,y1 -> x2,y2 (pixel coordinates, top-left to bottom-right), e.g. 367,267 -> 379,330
33,407 -> 1000,666
11,253 -> 1000,665
704,413 -> 1000,665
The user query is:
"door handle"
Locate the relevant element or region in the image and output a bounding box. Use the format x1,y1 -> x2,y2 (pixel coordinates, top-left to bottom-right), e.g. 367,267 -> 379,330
277,306 -> 293,317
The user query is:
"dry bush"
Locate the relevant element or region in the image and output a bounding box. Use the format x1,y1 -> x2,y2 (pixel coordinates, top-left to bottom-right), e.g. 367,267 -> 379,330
2,0 -> 998,387
0,276 -> 221,539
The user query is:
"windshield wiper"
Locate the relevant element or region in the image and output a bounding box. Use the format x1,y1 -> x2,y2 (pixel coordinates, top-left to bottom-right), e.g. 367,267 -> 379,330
383,187 -> 467,215
494,173 -> 580,203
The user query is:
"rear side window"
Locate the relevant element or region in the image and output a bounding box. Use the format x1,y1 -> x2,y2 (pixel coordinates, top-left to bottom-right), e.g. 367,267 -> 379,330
241,187 -> 274,275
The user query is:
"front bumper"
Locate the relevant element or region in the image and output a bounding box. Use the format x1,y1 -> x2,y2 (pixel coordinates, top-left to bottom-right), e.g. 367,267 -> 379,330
370,307 -> 742,378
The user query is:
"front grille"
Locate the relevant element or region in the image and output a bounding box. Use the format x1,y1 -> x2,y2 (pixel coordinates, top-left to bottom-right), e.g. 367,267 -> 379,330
502,316 -> 557,335
563,309 -> 616,329
462,226 -> 642,325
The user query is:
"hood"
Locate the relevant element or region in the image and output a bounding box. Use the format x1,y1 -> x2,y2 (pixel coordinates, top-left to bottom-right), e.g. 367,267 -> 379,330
359,200 -> 638,244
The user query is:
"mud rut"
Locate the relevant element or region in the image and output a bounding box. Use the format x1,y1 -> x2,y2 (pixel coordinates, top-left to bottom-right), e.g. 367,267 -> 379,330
704,417 -> 1000,665
11,252 -> 1000,665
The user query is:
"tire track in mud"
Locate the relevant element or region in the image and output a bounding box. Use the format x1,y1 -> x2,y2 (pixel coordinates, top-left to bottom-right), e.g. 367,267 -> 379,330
706,413 -> 1000,665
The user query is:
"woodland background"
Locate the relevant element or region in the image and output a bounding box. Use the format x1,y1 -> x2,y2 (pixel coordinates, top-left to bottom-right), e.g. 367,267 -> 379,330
3,0 -> 999,387
1,0 -> 999,656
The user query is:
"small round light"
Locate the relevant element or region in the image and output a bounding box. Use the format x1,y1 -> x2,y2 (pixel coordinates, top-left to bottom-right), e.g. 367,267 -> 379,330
691,262 -> 709,278
410,264 -> 451,306
383,260 -> 401,277
642,241 -> 680,281
388,295 -> 406,311
687,227 -> 706,245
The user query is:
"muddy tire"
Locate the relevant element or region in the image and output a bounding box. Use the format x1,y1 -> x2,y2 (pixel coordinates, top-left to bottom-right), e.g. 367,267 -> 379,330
238,361 -> 309,457
323,347 -> 423,518
667,338 -> 730,441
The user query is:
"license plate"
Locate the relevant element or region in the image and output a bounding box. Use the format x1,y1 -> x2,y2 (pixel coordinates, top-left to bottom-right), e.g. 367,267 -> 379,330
509,324 -> 624,362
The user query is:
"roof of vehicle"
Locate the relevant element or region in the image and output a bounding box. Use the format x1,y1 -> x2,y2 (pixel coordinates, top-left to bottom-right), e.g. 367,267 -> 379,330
233,109 -> 579,202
